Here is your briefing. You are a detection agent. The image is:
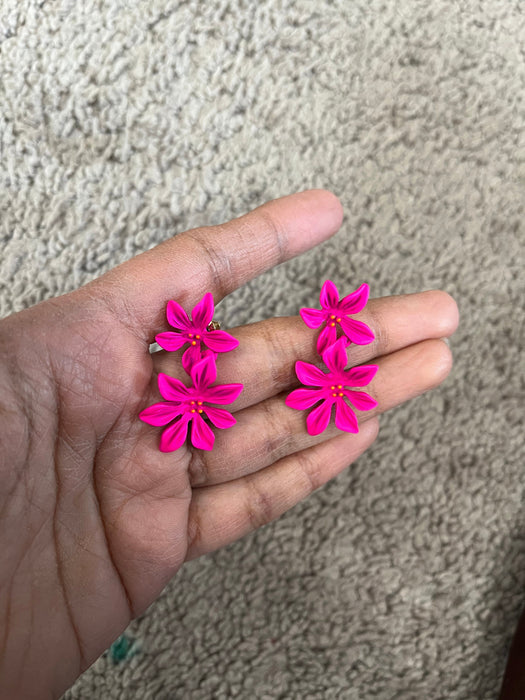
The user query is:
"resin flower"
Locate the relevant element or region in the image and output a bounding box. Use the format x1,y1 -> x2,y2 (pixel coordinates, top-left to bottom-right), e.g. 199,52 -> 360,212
156,293 -> 239,366
139,354 -> 243,452
285,337 -> 378,436
300,280 -> 375,354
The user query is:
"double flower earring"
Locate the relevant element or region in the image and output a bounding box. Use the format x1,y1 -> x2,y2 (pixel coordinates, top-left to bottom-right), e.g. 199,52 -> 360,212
139,293 -> 243,452
286,280 -> 378,435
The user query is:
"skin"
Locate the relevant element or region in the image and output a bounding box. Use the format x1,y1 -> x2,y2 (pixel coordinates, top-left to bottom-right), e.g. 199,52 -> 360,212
0,190 -> 459,699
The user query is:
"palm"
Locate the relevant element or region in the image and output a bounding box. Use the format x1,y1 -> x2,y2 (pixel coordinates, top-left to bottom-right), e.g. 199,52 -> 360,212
51,293 -> 196,609
0,190 -> 458,699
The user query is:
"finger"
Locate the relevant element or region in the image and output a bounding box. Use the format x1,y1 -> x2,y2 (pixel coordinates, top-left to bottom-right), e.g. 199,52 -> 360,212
185,417 -> 380,560
151,290 -> 459,411
86,189 -> 344,342
187,338 -> 452,487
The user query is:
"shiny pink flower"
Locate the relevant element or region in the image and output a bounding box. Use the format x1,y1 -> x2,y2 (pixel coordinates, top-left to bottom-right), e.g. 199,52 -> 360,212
156,292 -> 239,366
285,337 -> 377,436
139,354 -> 243,452
300,280 -> 375,354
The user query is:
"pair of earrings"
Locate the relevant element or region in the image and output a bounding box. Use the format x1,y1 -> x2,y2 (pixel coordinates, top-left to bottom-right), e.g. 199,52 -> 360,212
140,281 -> 377,452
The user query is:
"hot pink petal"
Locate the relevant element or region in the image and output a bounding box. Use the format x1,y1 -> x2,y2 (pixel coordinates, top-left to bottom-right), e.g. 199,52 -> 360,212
319,280 -> 339,310
339,316 -> 375,345
203,329 -> 239,353
181,346 -> 195,375
191,292 -> 214,329
191,413 -> 215,450
182,343 -> 203,370
335,399 -> 359,433
322,337 -> 348,374
159,415 -> 190,452
344,390 -> 378,411
158,373 -> 190,401
190,354 -> 217,390
166,300 -> 191,330
139,402 -> 183,426
345,364 -> 378,387
295,360 -> 327,387
338,283 -> 369,315
285,388 -> 324,410
203,406 -> 236,429
155,332 -> 187,352
299,307 -> 325,329
317,324 -> 337,354
306,400 -> 333,435
202,383 -> 243,404
182,347 -> 216,376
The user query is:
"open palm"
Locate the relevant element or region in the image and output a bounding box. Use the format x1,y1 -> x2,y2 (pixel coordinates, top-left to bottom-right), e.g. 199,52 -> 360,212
0,190 -> 458,699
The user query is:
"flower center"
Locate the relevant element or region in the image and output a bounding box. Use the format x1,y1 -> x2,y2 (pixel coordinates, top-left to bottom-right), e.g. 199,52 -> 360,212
188,399 -> 204,414
187,332 -> 202,346
329,384 -> 345,398
328,314 -> 342,328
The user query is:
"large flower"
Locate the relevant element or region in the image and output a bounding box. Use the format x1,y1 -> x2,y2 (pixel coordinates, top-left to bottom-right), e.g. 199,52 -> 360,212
300,280 -> 375,354
139,354 -> 243,452
285,337 -> 377,436
156,292 -> 239,366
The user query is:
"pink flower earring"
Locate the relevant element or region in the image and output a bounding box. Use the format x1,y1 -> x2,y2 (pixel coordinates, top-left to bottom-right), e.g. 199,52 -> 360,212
156,292 -> 239,365
300,280 -> 375,354
140,293 -> 243,452
287,281 -> 378,436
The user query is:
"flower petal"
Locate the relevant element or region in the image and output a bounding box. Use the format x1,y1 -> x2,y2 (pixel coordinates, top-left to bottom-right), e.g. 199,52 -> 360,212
339,316 -> 375,345
158,373 -> 190,401
322,337 -> 348,374
344,390 -> 378,411
202,383 -> 243,404
139,402 -> 183,426
181,343 -> 204,372
155,332 -> 187,352
306,400 -> 333,435
299,307 -> 325,329
203,406 -> 236,429
191,413 -> 215,450
319,279 -> 339,310
295,360 -> 327,387
316,324 -> 337,354
203,329 -> 239,353
345,364 -> 378,387
338,283 -> 370,315
182,347 -> 216,376
159,415 -> 190,452
190,354 -> 217,390
285,388 -> 325,410
191,292 -> 214,329
166,300 -> 191,330
335,399 -> 359,433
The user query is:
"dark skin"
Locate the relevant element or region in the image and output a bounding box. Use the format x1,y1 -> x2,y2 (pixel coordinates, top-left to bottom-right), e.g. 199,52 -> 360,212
0,190 -> 459,699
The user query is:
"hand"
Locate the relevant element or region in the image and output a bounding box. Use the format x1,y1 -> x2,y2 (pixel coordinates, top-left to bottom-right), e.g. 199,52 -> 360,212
0,190 -> 458,699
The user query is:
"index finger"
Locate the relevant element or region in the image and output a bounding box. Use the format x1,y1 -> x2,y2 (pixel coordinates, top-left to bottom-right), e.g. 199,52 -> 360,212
87,189 -> 344,342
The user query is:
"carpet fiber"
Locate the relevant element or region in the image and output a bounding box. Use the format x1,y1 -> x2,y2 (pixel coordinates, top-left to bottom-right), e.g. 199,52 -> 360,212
1,1 -> 524,698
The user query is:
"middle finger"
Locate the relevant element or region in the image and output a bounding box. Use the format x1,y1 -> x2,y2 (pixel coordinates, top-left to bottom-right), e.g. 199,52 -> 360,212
150,289 -> 458,411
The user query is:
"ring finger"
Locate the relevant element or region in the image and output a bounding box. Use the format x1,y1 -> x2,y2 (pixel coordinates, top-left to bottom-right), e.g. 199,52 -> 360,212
186,337 -> 452,487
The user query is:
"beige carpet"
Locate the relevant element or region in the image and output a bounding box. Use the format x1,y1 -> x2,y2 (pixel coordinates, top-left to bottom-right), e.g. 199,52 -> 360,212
1,1 -> 524,698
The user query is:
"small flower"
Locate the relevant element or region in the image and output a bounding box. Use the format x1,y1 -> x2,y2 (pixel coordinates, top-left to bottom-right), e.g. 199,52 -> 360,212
155,293 -> 239,366
139,354 -> 243,452
285,337 -> 377,436
300,280 -> 375,354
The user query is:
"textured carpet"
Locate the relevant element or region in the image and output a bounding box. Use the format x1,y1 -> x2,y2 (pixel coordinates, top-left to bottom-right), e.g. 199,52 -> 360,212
1,0 -> 524,698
